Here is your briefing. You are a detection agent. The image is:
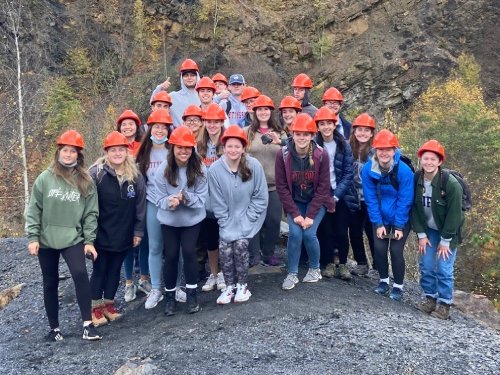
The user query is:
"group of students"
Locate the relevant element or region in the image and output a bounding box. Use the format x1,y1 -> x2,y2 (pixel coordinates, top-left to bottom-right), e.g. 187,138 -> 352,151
25,58 -> 464,342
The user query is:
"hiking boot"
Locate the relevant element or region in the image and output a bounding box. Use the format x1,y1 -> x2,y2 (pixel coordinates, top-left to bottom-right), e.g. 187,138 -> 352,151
124,283 -> 137,302
91,306 -> 108,327
137,279 -> 152,295
217,285 -> 235,305
186,288 -> 200,313
46,328 -> 64,342
322,263 -> 336,278
175,287 -> 187,303
216,272 -> 226,291
367,268 -> 380,279
282,273 -> 299,290
416,297 -> 437,314
303,268 -> 322,283
102,302 -> 122,321
389,287 -> 403,301
234,283 -> 252,303
82,323 -> 102,341
164,291 -> 176,316
374,282 -> 390,295
145,288 -> 164,309
339,264 -> 352,281
352,264 -> 369,277
202,274 -> 217,292
431,303 -> 450,320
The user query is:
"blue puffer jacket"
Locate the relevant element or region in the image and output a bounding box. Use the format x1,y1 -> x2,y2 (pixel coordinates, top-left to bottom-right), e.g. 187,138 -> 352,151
315,131 -> 359,212
361,149 -> 414,229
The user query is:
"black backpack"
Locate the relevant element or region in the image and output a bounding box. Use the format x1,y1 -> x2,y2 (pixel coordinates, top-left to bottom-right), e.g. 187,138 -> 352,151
385,154 -> 415,190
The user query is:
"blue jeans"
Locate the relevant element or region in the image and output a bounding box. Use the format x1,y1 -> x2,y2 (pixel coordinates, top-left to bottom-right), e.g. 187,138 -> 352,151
123,227 -> 150,280
286,202 -> 325,274
419,228 -> 457,304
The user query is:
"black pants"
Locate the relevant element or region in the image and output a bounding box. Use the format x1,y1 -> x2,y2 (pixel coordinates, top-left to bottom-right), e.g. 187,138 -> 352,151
318,199 -> 350,267
161,223 -> 200,290
348,201 -> 375,267
90,249 -> 128,301
38,243 -> 91,329
372,225 -> 410,285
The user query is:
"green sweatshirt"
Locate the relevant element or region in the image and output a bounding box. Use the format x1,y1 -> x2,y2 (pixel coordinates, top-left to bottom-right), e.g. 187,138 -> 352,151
25,168 -> 98,249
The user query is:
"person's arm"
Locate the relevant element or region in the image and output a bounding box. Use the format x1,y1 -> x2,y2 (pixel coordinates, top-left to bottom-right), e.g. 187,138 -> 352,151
440,175 -> 463,245
25,173 -> 44,244
361,162 -> 383,227
275,149 -> 301,218
153,160 -> 178,210
133,174 -> 147,238
82,186 -> 99,246
246,160 -> 269,222
207,167 -> 229,227
394,164 -> 414,230
305,150 -> 331,219
333,141 -> 354,200
181,166 -> 208,209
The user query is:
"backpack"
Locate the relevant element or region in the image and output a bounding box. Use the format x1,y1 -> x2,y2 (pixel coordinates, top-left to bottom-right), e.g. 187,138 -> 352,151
384,154 -> 415,191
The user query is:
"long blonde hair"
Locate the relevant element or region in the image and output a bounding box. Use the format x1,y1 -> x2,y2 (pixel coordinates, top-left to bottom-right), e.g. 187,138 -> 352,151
51,146 -> 94,197
91,153 -> 139,183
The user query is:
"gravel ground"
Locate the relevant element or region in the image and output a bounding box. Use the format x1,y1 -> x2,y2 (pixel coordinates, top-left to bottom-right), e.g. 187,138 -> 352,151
0,238 -> 499,375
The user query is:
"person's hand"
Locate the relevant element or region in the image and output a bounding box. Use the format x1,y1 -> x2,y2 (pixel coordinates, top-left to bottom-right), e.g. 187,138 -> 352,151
133,236 -> 142,247
160,77 -> 171,90
376,226 -> 386,239
302,217 -> 314,230
418,237 -> 431,254
84,244 -> 98,261
268,131 -> 281,145
218,89 -> 231,100
437,244 -> 452,260
168,196 -> 180,209
294,215 -> 305,227
393,229 -> 403,240
28,241 -> 39,256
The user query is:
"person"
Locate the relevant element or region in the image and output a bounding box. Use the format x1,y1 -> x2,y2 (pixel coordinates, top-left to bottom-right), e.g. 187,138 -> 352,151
275,114 -> 335,290
278,95 -> 302,136
322,87 -> 352,139
25,129 -> 102,341
195,76 -> 230,128
208,125 -> 268,304
361,129 -> 414,301
197,103 -> 227,292
89,131 -> 146,325
116,110 -> 144,156
216,74 -> 247,126
245,95 -> 287,266
154,127 -> 208,315
212,72 -> 228,95
136,109 -> 175,309
150,91 -> 172,113
182,105 -> 204,138
150,58 -> 201,127
313,107 -> 358,281
348,113 -> 376,276
292,73 -> 317,117
239,86 -> 261,128
412,140 -> 463,320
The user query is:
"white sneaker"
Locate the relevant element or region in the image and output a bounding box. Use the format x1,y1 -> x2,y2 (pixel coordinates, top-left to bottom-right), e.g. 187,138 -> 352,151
124,283 -> 137,302
282,273 -> 299,290
216,285 -> 234,305
175,287 -> 186,303
234,283 -> 251,303
202,274 -> 217,292
145,288 -> 163,309
216,272 -> 226,291
302,268 -> 322,283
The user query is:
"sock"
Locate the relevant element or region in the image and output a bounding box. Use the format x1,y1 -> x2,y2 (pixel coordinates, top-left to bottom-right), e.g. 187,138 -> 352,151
103,299 -> 114,305
165,287 -> 176,292
380,278 -> 390,284
393,283 -> 404,290
83,321 -> 91,327
52,327 -> 60,332
186,284 -> 197,289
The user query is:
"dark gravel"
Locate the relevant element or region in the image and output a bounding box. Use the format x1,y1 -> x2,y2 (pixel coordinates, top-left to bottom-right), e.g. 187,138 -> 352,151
1,238 -> 499,375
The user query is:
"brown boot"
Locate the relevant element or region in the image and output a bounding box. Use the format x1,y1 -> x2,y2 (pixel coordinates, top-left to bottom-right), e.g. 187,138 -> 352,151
415,297 -> 437,314
102,302 -> 122,321
92,305 -> 108,327
430,303 -> 450,320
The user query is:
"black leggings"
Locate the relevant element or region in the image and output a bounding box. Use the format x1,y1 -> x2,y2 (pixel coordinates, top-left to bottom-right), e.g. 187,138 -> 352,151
348,201 -> 375,267
38,243 -> 91,329
90,249 -> 128,301
161,223 -> 201,290
318,199 -> 350,267
372,225 -> 410,285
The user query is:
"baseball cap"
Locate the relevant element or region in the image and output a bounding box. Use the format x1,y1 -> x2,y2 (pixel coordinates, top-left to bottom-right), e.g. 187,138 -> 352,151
229,74 -> 245,85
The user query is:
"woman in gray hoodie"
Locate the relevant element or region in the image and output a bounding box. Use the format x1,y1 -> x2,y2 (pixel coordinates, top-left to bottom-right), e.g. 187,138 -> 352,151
208,126 -> 268,305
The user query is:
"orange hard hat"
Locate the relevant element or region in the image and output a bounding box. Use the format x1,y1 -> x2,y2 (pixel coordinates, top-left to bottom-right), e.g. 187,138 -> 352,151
147,109 -> 173,125
417,139 -> 446,161
240,86 -> 261,102
202,103 -> 226,121
103,131 -> 129,149
179,58 -> 199,72
196,77 -> 216,92
168,127 -> 197,147
221,125 -> 248,147
182,105 -> 203,120
279,96 -> 302,111
313,106 -> 338,123
322,87 -> 344,102
57,129 -> 85,149
352,113 -> 376,129
289,113 -> 317,133
292,73 -> 313,89
252,95 -> 275,110
150,91 -> 172,105
212,73 -> 228,85
116,110 -> 141,128
372,129 -> 399,149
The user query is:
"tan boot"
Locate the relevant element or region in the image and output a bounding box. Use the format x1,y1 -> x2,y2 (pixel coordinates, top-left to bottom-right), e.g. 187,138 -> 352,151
321,263 -> 336,278
430,303 -> 450,320
91,305 -> 108,327
339,264 -> 352,281
102,302 -> 122,321
415,297 -> 437,314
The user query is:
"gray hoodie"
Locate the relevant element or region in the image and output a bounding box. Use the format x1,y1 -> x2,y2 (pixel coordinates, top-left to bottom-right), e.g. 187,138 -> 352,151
208,155 -> 268,242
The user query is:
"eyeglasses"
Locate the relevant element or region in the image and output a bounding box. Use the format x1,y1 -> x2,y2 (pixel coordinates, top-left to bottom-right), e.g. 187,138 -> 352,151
185,119 -> 201,124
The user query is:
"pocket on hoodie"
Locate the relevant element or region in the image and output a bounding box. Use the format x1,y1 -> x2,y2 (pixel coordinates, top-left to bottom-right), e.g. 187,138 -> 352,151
41,223 -> 80,248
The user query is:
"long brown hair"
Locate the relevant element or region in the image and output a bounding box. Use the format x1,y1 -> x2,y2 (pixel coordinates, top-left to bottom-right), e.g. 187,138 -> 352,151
51,146 -> 94,197
247,109 -> 282,144
164,146 -> 204,187
349,128 -> 374,163
136,124 -> 171,181
238,153 -> 252,182
196,123 -> 224,159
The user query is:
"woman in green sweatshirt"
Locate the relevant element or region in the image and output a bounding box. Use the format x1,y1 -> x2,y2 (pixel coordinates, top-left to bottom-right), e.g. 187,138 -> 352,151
25,130 -> 102,341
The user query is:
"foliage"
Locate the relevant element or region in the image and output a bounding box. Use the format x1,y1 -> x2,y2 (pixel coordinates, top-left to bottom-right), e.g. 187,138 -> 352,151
65,47 -> 92,77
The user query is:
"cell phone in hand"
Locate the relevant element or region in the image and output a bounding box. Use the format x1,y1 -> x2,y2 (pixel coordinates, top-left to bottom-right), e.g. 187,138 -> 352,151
85,252 -> 95,261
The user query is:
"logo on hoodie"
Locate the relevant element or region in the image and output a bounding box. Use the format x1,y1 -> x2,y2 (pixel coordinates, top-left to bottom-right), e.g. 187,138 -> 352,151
127,184 -> 136,199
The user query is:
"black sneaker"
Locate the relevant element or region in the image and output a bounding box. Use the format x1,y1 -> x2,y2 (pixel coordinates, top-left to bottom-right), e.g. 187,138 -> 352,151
46,328 -> 64,342
82,323 -> 102,341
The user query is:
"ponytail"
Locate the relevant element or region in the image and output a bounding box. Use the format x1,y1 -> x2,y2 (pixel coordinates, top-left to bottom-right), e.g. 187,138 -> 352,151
238,154 -> 252,182
308,142 -> 314,168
